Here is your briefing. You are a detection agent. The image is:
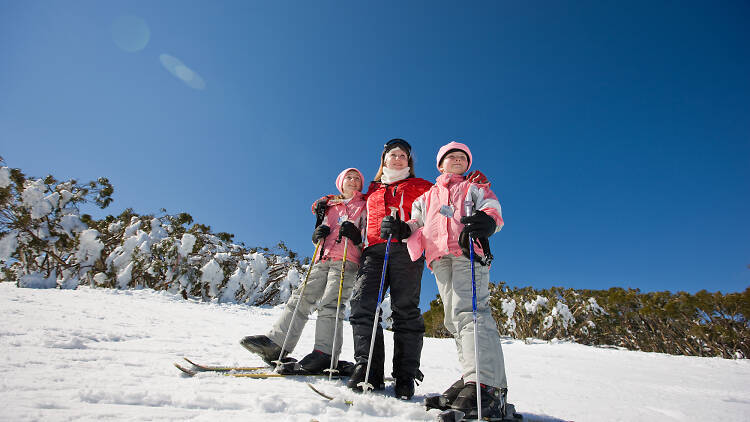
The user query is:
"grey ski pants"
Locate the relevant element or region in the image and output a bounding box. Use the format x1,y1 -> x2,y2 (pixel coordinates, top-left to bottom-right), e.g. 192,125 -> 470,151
432,254 -> 507,388
267,259 -> 358,357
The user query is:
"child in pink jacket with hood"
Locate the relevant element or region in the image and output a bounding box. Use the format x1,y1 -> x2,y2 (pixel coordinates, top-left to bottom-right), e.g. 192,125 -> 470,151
241,168 -> 366,375
405,142 -> 509,420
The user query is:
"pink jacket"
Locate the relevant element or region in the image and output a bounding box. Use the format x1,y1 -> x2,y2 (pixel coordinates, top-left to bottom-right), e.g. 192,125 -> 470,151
406,173 -> 503,269
314,191 -> 367,265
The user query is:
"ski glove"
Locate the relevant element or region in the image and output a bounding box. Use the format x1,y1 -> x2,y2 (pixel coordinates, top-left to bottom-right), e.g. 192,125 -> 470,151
380,216 -> 411,241
460,210 -> 496,239
313,198 -> 330,227
338,221 -> 362,245
459,231 -> 494,265
466,170 -> 490,186
312,224 -> 330,243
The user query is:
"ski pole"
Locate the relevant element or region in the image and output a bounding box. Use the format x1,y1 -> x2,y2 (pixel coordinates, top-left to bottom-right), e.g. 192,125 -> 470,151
464,199 -> 482,421
326,235 -> 348,381
273,238 -> 324,371
358,206 -> 398,393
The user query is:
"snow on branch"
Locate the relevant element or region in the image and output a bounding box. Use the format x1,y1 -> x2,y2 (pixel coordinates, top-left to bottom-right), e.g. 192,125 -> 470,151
427,282 -> 749,360
0,162 -> 306,308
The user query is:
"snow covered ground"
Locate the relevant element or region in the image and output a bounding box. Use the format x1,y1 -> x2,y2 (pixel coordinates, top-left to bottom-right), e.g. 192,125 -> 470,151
1,283 -> 749,422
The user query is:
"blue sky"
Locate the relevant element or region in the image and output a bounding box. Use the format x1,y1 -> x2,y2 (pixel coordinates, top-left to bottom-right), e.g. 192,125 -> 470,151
2,1 -> 748,310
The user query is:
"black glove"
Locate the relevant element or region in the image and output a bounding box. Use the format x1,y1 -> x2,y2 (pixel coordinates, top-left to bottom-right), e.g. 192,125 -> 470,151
338,221 -> 362,245
380,216 -> 411,241
314,199 -> 328,226
459,231 -> 493,265
459,210 -> 496,239
312,224 -> 330,243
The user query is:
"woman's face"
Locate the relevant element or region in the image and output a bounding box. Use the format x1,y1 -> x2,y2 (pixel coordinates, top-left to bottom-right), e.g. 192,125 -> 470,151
341,170 -> 362,197
383,148 -> 408,171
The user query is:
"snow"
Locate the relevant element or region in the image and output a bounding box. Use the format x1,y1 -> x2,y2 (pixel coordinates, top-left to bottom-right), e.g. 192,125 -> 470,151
200,259 -> 224,297
524,295 -> 548,314
544,302 -> 575,330
59,214 -> 87,238
178,233 -> 196,258
0,230 -> 18,262
501,298 -> 517,332
117,262 -> 133,288
21,179 -> 54,219
586,298 -> 607,316
1,282 -> 749,422
58,189 -> 74,208
16,272 -> 57,289
150,218 -> 168,241
0,166 -> 11,188
76,229 -> 105,268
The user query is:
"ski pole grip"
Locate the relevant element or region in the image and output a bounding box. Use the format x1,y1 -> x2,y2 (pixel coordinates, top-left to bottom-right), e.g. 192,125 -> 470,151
389,207 -> 399,219
463,200 -> 475,218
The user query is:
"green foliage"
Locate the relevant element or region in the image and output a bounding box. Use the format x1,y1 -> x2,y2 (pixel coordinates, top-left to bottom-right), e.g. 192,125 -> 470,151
425,281 -> 750,359
422,295 -> 451,338
0,162 -> 306,309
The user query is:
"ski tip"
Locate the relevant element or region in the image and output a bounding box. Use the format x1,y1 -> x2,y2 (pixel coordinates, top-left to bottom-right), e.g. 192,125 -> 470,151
174,363 -> 196,377
307,383 -> 354,406
307,383 -> 334,400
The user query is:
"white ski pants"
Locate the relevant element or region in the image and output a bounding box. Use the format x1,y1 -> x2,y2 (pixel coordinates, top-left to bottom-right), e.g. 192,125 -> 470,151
432,254 -> 507,388
267,259 -> 358,358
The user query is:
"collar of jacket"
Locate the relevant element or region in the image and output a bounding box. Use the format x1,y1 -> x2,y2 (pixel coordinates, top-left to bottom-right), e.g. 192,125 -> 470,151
327,191 -> 364,206
436,173 -> 464,188
377,176 -> 412,187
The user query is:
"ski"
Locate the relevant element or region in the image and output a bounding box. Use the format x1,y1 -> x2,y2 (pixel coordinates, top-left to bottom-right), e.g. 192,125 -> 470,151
305,379 -> 399,406
307,383 -> 354,405
174,363 -> 200,376
182,357 -> 268,372
175,363 -> 277,377
175,363 -> 340,379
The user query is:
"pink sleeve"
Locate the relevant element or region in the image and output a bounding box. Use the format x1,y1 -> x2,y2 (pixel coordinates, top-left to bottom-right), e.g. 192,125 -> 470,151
406,227 -> 425,262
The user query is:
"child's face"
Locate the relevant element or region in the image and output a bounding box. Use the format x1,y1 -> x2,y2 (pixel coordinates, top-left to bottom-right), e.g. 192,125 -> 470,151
341,171 -> 362,196
440,152 -> 469,175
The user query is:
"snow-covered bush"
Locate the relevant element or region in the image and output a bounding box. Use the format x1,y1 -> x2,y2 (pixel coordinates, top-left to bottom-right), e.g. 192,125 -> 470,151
426,280 -> 749,359
0,162 -> 113,288
0,161 -> 306,307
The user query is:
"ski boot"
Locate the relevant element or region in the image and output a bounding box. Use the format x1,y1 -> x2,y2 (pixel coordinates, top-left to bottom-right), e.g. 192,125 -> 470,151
239,335 -> 290,365
393,369 -> 423,400
277,350 -> 355,377
277,349 -> 330,375
425,378 -> 465,410
450,383 -> 508,421
346,361 -> 385,392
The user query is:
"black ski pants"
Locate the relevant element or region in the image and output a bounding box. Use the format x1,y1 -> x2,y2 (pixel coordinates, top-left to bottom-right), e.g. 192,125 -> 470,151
349,242 -> 425,380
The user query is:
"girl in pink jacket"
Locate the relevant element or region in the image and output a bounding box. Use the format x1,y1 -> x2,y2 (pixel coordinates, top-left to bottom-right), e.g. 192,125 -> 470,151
241,168 -> 366,375
406,142 -> 509,420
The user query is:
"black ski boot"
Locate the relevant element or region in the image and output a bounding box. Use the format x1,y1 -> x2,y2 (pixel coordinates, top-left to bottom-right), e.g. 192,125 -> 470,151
394,378 -> 414,400
336,360 -> 355,377
239,335 -> 289,365
299,349 -> 332,373
393,369 -> 423,400
450,382 -> 507,421
278,349 -> 331,375
425,378 -> 464,410
346,361 -> 385,392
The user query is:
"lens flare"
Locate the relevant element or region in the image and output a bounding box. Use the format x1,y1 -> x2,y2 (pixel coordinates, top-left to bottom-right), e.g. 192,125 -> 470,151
111,15 -> 150,53
159,54 -> 206,90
